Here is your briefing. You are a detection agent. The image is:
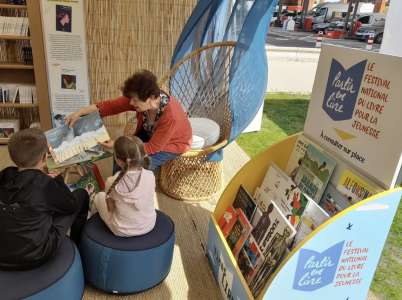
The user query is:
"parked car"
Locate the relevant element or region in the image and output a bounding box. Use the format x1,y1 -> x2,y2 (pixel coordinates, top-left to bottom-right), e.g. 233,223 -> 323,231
355,13 -> 386,43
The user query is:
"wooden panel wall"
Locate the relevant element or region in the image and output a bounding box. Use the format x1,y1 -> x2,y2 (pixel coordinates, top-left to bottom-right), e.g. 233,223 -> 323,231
85,0 -> 197,126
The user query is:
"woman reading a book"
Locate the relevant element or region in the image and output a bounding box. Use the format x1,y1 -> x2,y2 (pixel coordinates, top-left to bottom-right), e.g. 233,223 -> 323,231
65,69 -> 192,171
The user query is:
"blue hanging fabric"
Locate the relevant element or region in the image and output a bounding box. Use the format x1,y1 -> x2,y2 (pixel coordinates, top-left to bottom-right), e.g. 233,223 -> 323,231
228,0 -> 277,141
171,0 -> 278,161
171,0 -> 218,66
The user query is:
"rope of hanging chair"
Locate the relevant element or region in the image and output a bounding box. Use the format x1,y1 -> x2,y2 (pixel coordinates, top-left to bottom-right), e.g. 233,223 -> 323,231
158,41 -> 237,158
159,41 -> 237,84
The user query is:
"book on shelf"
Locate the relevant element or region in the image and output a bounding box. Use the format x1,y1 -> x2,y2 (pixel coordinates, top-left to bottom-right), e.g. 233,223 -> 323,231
232,185 -> 257,221
0,84 -> 36,104
226,208 -> 253,259
249,200 -> 296,297
0,119 -> 19,138
251,199 -> 296,256
237,234 -> 264,284
285,134 -> 325,180
256,163 -> 308,227
45,112 -> 110,164
320,165 -> 381,216
291,196 -> 330,248
0,16 -> 29,36
7,1 -> 27,5
250,204 -> 263,228
218,206 -> 238,238
293,143 -> 337,203
0,40 -> 32,65
285,134 -> 311,181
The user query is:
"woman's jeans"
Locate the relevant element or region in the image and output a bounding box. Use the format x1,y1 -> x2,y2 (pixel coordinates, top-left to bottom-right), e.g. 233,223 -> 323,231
113,151 -> 178,173
113,129 -> 178,173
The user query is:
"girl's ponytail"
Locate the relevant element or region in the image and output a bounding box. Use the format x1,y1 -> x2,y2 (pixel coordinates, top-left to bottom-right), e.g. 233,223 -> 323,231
105,163 -> 128,212
106,135 -> 149,211
143,155 -> 151,170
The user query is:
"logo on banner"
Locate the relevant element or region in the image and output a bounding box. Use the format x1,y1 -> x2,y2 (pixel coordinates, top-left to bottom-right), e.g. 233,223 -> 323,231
293,241 -> 345,291
323,59 -> 367,121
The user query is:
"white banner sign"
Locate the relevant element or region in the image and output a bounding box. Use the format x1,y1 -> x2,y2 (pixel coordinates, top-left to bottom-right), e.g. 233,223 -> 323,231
304,45 -> 402,189
40,0 -> 90,127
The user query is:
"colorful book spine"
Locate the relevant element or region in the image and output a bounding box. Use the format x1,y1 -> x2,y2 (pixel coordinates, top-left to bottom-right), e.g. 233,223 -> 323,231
238,235 -> 264,284
218,206 -> 238,238
231,209 -> 253,259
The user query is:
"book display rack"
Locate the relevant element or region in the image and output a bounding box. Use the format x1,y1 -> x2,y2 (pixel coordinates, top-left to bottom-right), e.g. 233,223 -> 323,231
0,0 -> 51,144
207,46 -> 402,300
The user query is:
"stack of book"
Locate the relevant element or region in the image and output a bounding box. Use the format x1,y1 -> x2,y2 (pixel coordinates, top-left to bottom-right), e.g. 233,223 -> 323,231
0,16 -> 29,36
0,83 -> 37,104
218,183 -> 298,297
7,1 -> 27,4
0,40 -> 32,65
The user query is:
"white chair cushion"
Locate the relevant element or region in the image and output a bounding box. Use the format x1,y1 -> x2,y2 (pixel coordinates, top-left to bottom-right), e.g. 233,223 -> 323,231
190,118 -> 220,149
191,135 -> 205,150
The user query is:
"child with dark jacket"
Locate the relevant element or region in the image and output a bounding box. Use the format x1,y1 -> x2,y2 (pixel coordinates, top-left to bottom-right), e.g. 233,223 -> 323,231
0,128 -> 89,270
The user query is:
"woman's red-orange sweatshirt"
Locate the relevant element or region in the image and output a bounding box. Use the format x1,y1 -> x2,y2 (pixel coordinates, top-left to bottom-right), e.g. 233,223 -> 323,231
97,96 -> 192,155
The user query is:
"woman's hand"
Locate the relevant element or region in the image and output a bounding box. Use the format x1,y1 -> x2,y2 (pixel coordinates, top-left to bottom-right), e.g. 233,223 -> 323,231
64,104 -> 100,128
65,112 -> 81,128
47,170 -> 61,178
99,139 -> 115,149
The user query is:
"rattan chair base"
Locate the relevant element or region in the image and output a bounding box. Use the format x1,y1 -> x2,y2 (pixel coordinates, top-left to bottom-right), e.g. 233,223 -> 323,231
159,155 -> 223,202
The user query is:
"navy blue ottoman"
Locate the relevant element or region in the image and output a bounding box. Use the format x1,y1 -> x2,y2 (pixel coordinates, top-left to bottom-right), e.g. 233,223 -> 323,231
0,238 -> 84,300
80,210 -> 175,294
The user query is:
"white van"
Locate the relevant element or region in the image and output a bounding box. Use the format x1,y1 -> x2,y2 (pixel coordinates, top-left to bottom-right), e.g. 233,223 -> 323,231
312,2 -> 349,24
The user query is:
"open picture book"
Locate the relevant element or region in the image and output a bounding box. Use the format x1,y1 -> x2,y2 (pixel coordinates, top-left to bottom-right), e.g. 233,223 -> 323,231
45,112 -> 111,168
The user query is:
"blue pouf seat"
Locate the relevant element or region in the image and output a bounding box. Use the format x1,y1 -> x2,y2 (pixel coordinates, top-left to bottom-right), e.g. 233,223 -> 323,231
80,210 -> 175,294
0,238 -> 84,300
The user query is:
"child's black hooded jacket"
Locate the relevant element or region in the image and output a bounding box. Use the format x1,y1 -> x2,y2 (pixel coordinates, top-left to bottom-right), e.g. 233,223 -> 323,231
0,167 -> 78,270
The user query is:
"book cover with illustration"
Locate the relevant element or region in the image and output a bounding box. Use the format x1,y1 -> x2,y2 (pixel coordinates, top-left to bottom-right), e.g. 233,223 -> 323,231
249,200 -> 296,297
257,163 -> 309,227
226,208 -> 253,259
232,185 -> 257,221
237,235 -> 264,284
294,143 -> 337,203
320,164 -> 381,216
251,200 -> 296,256
292,197 -> 330,248
218,206 -> 238,238
68,164 -> 105,212
46,112 -> 110,163
251,206 -> 263,228
286,134 -> 312,181
303,45 -> 402,188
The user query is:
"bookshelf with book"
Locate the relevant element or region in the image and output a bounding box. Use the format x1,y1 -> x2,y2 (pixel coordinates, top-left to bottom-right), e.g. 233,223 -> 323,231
0,0 -> 51,144
206,45 -> 402,300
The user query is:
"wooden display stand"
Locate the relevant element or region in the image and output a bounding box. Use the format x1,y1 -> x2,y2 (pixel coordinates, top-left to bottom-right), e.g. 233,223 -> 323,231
0,0 -> 52,144
207,134 -> 401,300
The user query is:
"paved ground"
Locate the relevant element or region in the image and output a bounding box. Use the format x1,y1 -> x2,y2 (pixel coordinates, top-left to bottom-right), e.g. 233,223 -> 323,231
267,27 -> 381,52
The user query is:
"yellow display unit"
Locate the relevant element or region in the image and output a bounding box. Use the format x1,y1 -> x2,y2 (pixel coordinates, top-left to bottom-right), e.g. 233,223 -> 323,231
206,134 -> 401,300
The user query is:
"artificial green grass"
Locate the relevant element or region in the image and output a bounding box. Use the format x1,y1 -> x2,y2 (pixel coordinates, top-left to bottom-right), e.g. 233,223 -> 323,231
237,93 -> 402,300
237,93 -> 309,157
371,204 -> 402,300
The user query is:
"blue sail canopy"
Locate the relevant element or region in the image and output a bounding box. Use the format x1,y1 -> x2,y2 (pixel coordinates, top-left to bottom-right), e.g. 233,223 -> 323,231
171,0 -> 277,142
